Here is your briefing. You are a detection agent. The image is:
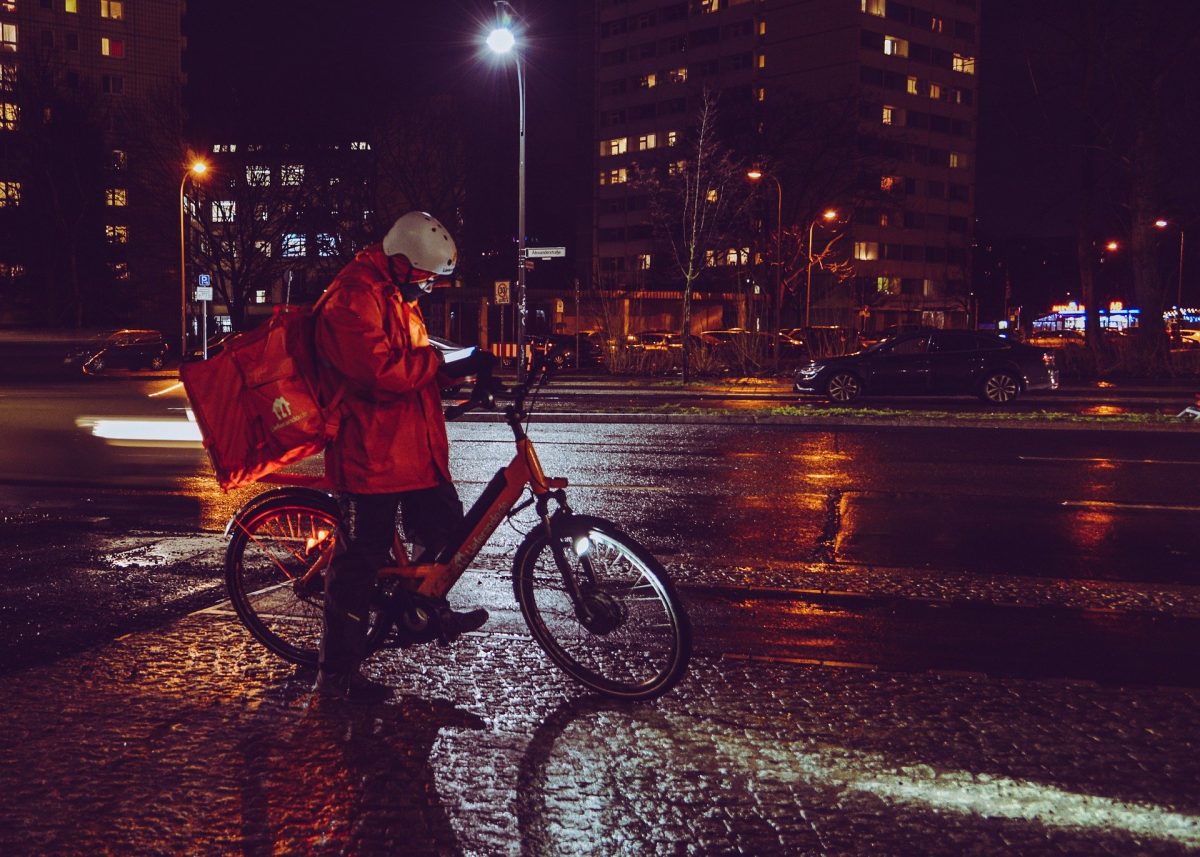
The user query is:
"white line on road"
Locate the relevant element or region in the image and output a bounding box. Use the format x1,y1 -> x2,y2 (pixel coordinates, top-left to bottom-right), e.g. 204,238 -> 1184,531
1062,499 -> 1200,513
1021,455 -> 1200,466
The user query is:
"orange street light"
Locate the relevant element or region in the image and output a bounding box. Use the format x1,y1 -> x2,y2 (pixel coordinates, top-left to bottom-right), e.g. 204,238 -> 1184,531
746,166 -> 782,341
179,160 -> 208,359
806,209 -> 840,327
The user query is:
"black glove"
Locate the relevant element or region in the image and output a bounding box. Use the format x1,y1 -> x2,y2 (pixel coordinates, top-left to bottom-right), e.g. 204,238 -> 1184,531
441,347 -> 497,380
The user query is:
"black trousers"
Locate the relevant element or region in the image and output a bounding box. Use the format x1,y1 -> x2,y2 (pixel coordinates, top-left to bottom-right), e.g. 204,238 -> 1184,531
319,481 -> 463,675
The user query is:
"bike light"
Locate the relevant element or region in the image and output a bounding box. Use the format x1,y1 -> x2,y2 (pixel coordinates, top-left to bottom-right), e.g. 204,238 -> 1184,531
305,529 -> 330,554
573,536 -> 592,557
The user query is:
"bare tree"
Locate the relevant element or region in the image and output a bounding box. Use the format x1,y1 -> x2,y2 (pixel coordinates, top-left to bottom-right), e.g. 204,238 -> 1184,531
635,90 -> 751,382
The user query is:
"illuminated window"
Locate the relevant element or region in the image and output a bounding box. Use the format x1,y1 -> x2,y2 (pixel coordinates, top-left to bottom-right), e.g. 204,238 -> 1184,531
211,201 -> 235,222
245,165 -> 271,186
666,67 -> 687,84
953,53 -> 976,74
105,187 -> 126,206
699,0 -> 720,11
0,180 -> 20,206
706,189 -> 718,202
949,151 -> 965,168
254,290 -> 267,304
726,247 -> 749,265
108,261 -> 129,281
211,143 -> 236,153
316,233 -> 337,257
636,254 -> 651,270
704,250 -> 716,267
666,130 -> 679,147
1,23 -> 16,53
757,53 -> 765,68
758,20 -> 766,36
101,0 -> 124,19
637,133 -> 657,151
65,0 -> 76,11
280,164 -> 304,186
930,16 -> 944,33
255,240 -> 272,257
755,86 -> 765,102
639,73 -> 656,88
883,36 -> 908,57
861,0 -> 885,15
0,2 -> 13,12
0,101 -> 17,130
0,64 -> 14,91
282,234 -> 306,257
667,160 -> 687,177
105,224 -> 128,244
100,37 -> 124,58
881,105 -> 894,125
876,276 -> 900,294
880,175 -> 901,192
598,168 -> 627,185
906,76 -> 918,95
854,241 -> 879,261
350,141 -> 370,150
599,137 -> 628,157
929,82 -> 941,99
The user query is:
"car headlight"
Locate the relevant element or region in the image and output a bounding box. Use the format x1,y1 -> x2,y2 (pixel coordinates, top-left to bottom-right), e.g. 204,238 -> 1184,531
796,363 -> 823,380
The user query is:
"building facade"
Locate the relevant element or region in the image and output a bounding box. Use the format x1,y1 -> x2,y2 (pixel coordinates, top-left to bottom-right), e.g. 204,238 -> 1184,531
0,0 -> 185,328
581,0 -> 980,334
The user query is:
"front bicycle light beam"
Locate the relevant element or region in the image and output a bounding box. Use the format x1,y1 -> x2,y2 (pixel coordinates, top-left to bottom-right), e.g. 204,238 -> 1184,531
573,536 -> 592,557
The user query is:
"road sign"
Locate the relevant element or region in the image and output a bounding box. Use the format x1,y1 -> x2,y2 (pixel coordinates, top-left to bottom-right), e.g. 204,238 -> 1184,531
525,246 -> 566,259
195,286 -> 213,301
198,273 -> 212,287
494,280 -> 511,305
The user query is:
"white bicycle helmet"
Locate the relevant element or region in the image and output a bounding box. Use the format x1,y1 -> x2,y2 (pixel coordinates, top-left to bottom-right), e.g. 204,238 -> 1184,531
382,211 -> 458,277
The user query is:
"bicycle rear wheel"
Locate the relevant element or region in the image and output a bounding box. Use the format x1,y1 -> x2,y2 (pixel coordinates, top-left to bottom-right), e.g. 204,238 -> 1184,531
513,514 -> 691,700
224,490 -> 394,668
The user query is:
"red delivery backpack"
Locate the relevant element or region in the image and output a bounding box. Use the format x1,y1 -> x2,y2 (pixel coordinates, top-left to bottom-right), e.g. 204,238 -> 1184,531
180,289 -> 343,491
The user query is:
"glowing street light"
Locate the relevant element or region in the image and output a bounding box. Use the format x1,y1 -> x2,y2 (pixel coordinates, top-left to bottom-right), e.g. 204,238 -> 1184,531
746,166 -> 782,344
1155,218 -> 1185,315
805,208 -> 840,328
179,160 -> 208,360
487,1 -> 528,380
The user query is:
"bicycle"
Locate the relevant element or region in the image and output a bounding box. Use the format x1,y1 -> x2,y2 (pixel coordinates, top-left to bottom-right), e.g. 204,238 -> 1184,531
222,349 -> 692,701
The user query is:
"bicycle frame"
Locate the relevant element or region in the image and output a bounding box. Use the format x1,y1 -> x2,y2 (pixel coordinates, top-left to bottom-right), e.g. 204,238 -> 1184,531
380,431 -> 568,599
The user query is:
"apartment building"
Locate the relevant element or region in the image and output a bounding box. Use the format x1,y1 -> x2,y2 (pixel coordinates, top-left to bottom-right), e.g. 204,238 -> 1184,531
0,0 -> 185,327
582,0 -> 980,332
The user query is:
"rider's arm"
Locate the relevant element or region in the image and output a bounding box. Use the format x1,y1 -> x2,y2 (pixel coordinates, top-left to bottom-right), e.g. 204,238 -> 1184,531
316,289 -> 442,398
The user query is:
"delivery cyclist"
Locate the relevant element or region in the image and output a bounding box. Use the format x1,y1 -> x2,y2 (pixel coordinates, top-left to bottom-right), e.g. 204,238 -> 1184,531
312,211 -> 490,703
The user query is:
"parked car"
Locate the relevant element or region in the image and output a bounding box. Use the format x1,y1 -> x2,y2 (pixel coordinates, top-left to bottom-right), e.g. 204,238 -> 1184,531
794,327 -> 1058,405
1179,329 -> 1200,347
530,331 -> 608,367
66,329 -> 170,374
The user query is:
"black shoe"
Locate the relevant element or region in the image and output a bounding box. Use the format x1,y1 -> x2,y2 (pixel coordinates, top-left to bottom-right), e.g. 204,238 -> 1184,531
312,669 -> 392,704
438,606 -> 489,641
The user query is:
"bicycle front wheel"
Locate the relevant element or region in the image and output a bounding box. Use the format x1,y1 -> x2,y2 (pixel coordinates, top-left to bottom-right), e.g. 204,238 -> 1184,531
513,515 -> 691,700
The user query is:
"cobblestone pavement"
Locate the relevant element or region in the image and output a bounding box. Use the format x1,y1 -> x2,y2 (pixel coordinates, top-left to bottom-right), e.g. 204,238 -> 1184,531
1,608 -> 1198,856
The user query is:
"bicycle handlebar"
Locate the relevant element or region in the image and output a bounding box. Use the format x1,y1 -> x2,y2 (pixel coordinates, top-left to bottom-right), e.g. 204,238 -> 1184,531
443,343 -> 570,422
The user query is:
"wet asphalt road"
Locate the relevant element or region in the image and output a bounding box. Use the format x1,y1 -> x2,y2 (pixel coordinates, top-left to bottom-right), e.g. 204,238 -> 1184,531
1,374 -> 1199,688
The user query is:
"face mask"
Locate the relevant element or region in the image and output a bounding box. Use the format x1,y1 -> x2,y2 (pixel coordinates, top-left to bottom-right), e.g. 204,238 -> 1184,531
399,281 -> 427,302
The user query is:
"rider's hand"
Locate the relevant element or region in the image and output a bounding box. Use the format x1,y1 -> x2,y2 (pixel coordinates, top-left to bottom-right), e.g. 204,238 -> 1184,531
442,348 -> 497,380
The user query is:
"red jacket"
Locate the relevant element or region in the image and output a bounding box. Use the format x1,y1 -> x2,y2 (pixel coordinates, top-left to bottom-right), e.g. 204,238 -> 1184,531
315,244 -> 450,494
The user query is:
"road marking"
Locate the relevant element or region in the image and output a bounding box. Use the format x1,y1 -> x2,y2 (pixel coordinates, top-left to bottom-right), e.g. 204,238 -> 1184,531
1062,499 -> 1200,513
1021,455 -> 1200,466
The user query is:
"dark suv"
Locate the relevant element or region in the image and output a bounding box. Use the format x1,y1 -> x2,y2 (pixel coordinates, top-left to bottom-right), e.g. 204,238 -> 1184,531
794,327 -> 1058,404
69,329 -> 171,374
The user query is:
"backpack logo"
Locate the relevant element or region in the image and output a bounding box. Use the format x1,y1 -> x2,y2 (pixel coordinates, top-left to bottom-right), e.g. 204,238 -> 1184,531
272,396 -> 292,420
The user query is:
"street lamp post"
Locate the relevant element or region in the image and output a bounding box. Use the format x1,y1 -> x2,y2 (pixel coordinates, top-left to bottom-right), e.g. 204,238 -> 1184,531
1156,219 -> 1186,338
178,160 -> 207,360
805,209 -> 839,328
746,167 -> 782,346
488,1 -> 528,380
